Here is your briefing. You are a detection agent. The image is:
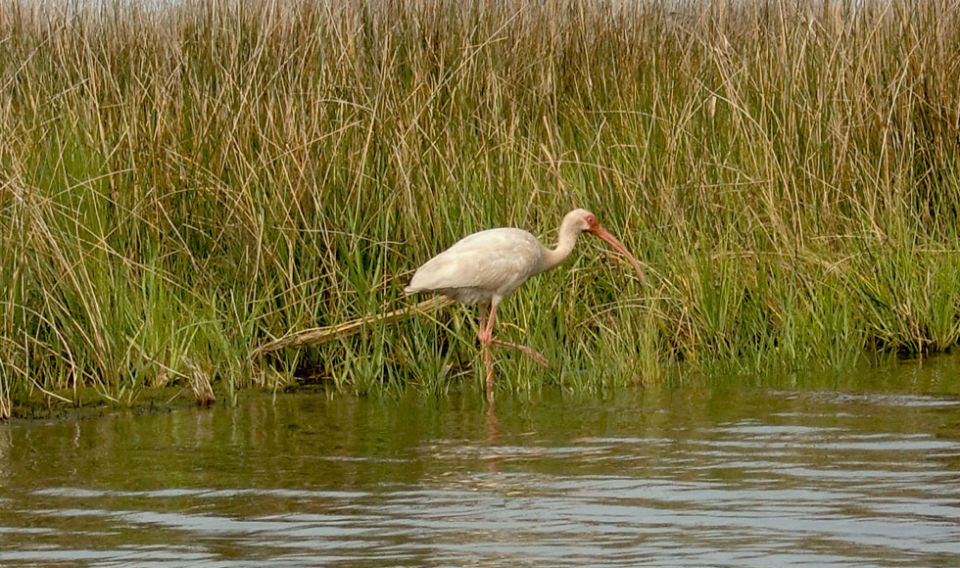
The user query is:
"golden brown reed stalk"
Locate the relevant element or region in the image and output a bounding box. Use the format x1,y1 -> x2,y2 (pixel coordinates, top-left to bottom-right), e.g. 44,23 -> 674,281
185,359 -> 216,406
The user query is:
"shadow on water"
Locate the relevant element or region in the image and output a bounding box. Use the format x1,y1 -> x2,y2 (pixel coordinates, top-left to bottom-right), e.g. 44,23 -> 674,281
2,356 -> 960,567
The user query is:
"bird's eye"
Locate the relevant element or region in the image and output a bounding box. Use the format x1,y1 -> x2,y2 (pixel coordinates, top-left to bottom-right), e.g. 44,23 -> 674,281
585,215 -> 596,226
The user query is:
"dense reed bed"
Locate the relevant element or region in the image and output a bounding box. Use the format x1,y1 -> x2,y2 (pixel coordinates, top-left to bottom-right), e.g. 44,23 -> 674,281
1,0 -> 960,417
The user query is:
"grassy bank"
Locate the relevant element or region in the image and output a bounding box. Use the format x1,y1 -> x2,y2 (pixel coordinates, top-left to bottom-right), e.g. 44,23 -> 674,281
2,0 -> 960,417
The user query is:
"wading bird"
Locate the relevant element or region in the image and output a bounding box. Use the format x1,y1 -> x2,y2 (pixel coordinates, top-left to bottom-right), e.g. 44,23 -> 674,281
405,208 -> 644,403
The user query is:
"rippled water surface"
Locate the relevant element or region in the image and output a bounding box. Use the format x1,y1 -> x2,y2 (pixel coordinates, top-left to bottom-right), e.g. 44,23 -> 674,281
3,365 -> 960,567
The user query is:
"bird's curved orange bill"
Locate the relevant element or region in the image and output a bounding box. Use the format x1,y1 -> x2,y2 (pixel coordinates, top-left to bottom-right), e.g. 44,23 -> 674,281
589,225 -> 647,285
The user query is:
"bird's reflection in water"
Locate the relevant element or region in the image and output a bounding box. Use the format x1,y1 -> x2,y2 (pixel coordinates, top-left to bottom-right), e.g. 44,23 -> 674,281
485,400 -> 502,473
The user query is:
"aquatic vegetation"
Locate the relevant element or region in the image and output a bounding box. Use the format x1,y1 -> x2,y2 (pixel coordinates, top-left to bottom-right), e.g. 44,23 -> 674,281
1,0 -> 959,416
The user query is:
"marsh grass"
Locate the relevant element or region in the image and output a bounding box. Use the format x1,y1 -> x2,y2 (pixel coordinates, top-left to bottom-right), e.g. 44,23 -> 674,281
2,0 -> 960,416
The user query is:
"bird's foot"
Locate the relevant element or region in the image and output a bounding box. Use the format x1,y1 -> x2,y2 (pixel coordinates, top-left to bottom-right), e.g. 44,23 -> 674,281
492,339 -> 550,368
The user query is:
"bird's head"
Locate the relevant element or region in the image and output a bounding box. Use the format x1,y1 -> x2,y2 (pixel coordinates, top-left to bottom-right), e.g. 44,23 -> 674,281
565,208 -> 599,233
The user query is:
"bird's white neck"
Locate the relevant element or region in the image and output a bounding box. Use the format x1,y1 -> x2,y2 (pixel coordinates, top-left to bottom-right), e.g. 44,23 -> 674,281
535,217 -> 582,275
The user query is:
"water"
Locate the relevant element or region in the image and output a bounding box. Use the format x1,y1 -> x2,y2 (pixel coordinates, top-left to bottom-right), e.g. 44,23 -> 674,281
2,365 -> 960,567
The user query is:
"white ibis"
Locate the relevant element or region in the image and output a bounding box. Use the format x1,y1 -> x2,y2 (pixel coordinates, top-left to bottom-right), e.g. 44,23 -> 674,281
405,208 -> 645,403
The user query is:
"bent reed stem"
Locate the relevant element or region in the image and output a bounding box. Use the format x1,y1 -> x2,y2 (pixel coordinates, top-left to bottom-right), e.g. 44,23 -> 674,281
251,297 -> 455,357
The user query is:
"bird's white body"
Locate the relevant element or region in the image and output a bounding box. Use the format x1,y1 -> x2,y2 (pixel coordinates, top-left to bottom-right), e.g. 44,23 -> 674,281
404,227 -> 546,305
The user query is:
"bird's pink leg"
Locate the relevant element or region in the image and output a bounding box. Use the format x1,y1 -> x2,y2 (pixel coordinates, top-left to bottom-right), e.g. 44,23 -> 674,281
477,300 -> 549,402
483,347 -> 494,404
477,301 -> 492,344
478,301 -> 498,404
